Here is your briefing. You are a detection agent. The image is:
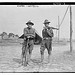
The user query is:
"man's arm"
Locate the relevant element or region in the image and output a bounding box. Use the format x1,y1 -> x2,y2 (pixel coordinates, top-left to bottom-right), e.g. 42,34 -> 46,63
42,29 -> 44,38
24,28 -> 28,37
51,27 -> 59,30
24,28 -> 35,38
29,29 -> 35,38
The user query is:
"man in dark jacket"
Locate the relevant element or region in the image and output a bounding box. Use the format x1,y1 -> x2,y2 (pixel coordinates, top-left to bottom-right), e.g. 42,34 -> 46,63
40,19 -> 55,63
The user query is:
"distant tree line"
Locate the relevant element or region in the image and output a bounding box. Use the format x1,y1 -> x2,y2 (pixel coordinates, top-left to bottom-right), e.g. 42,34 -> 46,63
0,32 -> 19,39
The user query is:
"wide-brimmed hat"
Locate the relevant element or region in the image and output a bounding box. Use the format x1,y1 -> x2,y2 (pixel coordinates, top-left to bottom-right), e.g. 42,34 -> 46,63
43,19 -> 50,24
26,20 -> 34,25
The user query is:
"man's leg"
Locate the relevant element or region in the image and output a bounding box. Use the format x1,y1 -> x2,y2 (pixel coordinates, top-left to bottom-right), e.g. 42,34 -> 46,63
48,50 -> 51,63
22,41 -> 27,65
46,40 -> 52,63
22,46 -> 25,65
41,52 -> 44,62
40,40 -> 45,62
28,40 -> 34,62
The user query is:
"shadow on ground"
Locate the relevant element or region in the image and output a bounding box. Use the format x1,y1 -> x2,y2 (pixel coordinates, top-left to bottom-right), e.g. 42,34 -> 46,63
13,58 -> 22,64
13,58 -> 42,65
63,50 -> 75,55
31,59 -> 41,64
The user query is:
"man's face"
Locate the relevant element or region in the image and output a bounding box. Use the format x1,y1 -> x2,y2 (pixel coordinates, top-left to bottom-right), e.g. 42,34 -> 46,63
45,23 -> 49,27
27,24 -> 32,28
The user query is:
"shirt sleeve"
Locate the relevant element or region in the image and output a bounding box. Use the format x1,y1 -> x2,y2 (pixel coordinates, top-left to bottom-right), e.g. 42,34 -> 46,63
31,29 -> 35,37
42,29 -> 44,38
23,28 -> 28,37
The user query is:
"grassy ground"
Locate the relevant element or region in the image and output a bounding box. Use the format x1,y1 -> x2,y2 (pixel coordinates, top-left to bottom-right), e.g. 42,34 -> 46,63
0,41 -> 75,72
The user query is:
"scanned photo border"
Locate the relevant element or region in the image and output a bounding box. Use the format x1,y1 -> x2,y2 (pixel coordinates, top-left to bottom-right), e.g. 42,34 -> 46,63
0,2 -> 75,73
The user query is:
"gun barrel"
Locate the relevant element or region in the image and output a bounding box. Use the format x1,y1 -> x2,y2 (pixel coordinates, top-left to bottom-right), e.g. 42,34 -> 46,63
51,27 -> 59,30
44,26 -> 59,30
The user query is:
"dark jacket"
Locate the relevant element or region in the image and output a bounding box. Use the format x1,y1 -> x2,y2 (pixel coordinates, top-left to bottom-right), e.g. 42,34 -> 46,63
42,27 -> 54,38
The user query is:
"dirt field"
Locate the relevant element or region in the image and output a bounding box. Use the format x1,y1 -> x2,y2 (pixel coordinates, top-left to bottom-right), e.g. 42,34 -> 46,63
0,42 -> 75,72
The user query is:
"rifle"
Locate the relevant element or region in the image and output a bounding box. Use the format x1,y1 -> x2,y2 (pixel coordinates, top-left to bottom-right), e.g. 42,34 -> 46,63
44,26 -> 59,30
50,27 -> 59,30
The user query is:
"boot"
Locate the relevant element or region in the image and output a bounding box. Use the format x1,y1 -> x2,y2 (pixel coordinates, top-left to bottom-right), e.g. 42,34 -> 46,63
28,53 -> 31,62
48,54 -> 50,63
21,54 -> 24,65
24,55 -> 27,66
41,54 -> 44,63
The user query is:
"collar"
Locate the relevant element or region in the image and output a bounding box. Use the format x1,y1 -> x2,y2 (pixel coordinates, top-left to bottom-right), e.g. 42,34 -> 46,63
27,27 -> 32,29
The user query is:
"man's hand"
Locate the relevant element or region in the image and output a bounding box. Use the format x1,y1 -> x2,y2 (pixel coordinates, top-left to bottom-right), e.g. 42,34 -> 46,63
27,36 -> 31,38
24,38 -> 26,40
57,28 -> 59,30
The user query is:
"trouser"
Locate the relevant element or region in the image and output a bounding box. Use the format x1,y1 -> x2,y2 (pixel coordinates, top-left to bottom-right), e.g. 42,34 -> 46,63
22,39 -> 34,62
40,38 -> 52,62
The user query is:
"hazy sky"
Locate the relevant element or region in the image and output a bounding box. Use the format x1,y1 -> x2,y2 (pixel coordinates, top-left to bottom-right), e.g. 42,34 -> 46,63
0,5 -> 75,39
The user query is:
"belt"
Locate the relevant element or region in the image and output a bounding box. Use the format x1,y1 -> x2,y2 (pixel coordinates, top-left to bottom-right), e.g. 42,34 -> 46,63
43,37 -> 52,40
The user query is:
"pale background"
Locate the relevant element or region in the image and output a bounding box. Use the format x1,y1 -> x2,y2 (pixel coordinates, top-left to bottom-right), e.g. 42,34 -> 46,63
0,5 -> 75,39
